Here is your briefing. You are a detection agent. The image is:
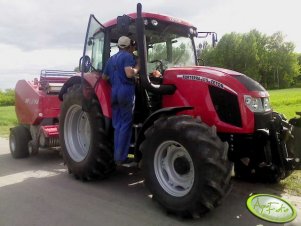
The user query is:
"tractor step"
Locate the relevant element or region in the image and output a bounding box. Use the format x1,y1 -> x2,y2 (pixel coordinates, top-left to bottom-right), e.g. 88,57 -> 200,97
130,123 -> 143,149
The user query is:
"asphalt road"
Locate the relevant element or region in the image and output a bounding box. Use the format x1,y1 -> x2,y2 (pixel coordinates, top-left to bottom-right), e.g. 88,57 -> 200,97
0,137 -> 300,226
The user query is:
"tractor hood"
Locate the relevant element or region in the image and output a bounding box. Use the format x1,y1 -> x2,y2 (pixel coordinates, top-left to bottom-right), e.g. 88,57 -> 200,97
162,66 -> 271,133
163,66 -> 268,98
201,67 -> 267,92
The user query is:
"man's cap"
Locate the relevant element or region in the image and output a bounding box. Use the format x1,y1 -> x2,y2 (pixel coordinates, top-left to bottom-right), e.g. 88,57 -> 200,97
118,36 -> 131,48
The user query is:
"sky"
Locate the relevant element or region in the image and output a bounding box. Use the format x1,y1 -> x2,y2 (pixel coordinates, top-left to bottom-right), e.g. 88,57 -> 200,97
0,0 -> 300,90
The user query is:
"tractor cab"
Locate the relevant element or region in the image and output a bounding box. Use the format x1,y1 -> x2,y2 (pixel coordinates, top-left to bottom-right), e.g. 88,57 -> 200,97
79,6 -> 217,122
81,12 -> 199,76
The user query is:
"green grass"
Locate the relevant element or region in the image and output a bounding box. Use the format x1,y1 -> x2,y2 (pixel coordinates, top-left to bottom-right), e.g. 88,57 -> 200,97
269,88 -> 301,119
280,170 -> 301,196
0,106 -> 17,138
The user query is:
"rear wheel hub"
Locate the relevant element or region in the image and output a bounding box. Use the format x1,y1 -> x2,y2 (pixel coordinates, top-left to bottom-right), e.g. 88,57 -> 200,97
64,104 -> 91,162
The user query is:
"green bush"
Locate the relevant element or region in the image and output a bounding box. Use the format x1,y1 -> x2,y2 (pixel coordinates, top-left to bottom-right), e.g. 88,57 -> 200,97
0,89 -> 15,106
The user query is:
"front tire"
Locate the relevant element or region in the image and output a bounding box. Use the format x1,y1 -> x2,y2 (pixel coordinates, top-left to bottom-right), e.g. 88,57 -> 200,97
140,115 -> 232,217
59,85 -> 115,180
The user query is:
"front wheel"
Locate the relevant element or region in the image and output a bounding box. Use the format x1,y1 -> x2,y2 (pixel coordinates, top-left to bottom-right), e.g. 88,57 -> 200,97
140,115 -> 232,217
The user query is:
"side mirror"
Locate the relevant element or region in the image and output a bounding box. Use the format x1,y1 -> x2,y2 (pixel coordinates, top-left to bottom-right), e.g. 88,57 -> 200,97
197,32 -> 218,47
79,55 -> 91,73
117,14 -> 131,36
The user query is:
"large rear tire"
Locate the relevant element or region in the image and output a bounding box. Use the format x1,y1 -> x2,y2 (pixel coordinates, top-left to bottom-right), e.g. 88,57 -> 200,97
9,125 -> 31,158
140,115 -> 232,217
59,85 -> 115,180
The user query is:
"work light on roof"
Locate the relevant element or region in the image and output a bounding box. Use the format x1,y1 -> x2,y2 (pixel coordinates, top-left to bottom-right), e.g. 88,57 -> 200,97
151,19 -> 158,26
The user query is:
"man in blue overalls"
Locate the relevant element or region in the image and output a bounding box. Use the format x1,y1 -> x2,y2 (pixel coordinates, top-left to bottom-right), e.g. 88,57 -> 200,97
102,36 -> 140,166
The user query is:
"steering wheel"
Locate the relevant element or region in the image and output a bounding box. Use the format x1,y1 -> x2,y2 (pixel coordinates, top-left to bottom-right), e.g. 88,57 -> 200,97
149,59 -> 164,75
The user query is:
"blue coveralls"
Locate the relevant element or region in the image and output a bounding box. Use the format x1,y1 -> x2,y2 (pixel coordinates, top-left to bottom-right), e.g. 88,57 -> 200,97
103,50 -> 136,162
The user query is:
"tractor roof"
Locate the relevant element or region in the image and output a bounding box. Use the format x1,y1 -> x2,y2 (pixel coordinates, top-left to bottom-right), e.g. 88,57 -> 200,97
103,12 -> 195,29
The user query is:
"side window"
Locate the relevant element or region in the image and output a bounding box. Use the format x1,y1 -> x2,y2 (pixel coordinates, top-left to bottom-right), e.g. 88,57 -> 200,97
91,32 -> 105,70
148,42 -> 167,62
148,42 -> 167,74
110,43 -> 119,57
83,15 -> 105,72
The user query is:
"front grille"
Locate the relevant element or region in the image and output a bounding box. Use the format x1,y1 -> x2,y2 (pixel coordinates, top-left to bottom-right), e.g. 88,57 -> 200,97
209,86 -> 242,127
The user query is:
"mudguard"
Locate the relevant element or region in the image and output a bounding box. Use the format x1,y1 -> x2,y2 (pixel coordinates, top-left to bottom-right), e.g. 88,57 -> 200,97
135,106 -> 193,159
58,76 -> 82,101
59,74 -> 112,118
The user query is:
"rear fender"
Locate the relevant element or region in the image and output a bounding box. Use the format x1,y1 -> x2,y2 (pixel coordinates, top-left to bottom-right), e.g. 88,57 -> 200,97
58,72 -> 100,101
94,79 -> 112,118
58,76 -> 82,101
59,75 -> 112,119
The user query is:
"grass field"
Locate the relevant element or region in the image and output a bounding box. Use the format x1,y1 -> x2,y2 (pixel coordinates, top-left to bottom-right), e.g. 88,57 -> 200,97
269,88 -> 301,119
0,106 -> 17,138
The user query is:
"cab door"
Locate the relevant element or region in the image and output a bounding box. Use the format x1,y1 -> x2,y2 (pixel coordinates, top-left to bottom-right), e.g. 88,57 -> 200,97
81,15 -> 112,118
81,15 -> 106,77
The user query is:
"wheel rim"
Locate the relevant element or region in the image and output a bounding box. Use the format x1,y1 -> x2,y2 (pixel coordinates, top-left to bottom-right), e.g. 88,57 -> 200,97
154,140 -> 194,197
64,104 -> 91,162
9,133 -> 16,153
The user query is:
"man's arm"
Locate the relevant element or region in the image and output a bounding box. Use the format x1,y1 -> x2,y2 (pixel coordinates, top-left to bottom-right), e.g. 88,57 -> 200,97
124,65 -> 140,78
102,57 -> 111,81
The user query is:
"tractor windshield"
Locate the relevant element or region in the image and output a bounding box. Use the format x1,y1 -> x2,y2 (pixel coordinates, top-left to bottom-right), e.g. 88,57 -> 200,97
145,20 -> 197,70
108,17 -> 197,74
147,36 -> 195,69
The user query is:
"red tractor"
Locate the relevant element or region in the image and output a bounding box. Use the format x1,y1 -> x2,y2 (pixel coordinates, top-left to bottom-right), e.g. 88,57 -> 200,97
10,3 -> 300,217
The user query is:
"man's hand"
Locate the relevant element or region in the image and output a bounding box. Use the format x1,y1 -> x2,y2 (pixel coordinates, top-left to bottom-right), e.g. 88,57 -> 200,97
125,65 -> 140,78
102,74 -> 109,81
152,70 -> 161,77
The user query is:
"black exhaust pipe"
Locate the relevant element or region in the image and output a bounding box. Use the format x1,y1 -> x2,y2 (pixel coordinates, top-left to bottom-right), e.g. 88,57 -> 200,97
136,3 -> 176,95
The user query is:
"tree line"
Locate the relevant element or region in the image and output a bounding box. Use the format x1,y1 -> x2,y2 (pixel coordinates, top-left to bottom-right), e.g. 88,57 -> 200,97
200,30 -> 301,89
0,89 -> 15,106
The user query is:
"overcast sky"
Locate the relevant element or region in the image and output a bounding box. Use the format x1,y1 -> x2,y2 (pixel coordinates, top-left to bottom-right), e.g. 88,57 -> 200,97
0,0 -> 300,90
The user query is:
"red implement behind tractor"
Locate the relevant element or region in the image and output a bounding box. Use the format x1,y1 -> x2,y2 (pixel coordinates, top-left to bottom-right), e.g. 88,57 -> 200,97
10,70 -> 76,157
10,3 -> 301,218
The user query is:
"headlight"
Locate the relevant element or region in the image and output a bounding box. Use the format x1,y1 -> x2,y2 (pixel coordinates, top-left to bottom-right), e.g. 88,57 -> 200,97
263,97 -> 271,111
244,95 -> 271,112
